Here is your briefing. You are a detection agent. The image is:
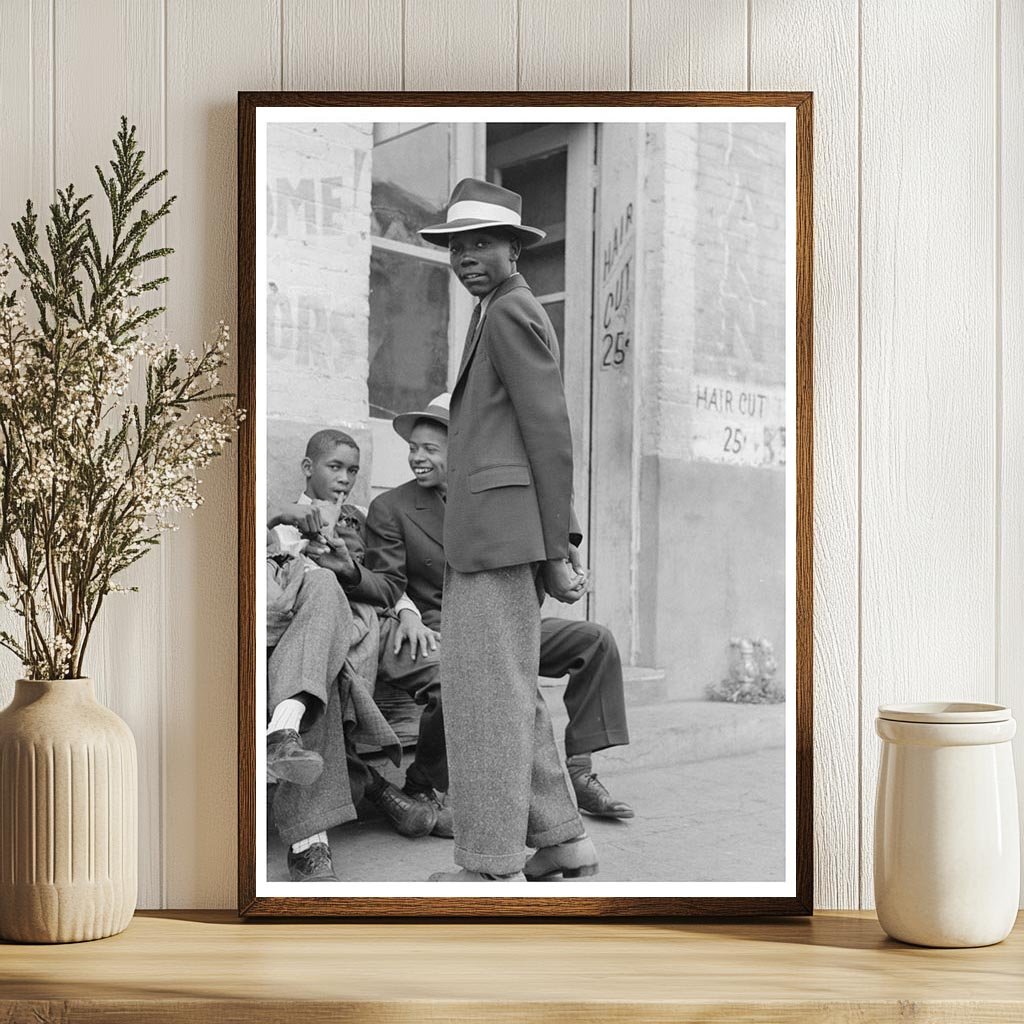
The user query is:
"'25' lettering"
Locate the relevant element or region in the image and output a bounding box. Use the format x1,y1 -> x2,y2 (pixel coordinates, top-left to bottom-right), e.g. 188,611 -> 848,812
723,426 -> 744,454
601,331 -> 629,368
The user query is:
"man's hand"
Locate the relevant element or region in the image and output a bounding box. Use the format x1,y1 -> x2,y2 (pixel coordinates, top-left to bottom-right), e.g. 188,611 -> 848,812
541,556 -> 588,604
307,532 -> 359,585
568,544 -> 586,578
393,608 -> 439,661
268,502 -> 323,536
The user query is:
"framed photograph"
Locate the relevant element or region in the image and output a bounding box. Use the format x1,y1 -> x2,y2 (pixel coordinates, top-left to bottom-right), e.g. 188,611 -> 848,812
238,91 -> 812,917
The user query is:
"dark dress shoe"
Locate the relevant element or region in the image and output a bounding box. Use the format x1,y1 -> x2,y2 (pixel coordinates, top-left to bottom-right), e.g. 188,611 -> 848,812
407,790 -> 454,838
571,771 -> 635,819
371,782 -> 437,837
524,835 -> 599,880
267,728 -> 324,786
287,842 -> 338,881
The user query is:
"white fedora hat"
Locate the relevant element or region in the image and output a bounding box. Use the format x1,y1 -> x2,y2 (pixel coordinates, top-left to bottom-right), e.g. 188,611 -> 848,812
392,393 -> 451,442
419,178 -> 546,248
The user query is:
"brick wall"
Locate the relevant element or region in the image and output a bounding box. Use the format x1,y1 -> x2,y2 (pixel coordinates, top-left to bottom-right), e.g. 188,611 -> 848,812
634,121 -> 788,697
265,122 -> 374,507
640,121 -> 787,462
638,122 -> 696,461
692,123 -> 787,385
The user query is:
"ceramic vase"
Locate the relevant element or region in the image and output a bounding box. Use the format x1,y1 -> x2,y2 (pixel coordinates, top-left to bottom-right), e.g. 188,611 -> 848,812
0,678 -> 137,943
874,702 -> 1019,948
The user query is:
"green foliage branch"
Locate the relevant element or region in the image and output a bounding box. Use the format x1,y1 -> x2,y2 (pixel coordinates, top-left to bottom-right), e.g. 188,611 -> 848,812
0,118 -> 242,679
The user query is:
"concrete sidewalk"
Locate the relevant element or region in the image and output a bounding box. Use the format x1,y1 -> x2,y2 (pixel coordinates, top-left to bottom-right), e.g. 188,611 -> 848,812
267,691 -> 787,884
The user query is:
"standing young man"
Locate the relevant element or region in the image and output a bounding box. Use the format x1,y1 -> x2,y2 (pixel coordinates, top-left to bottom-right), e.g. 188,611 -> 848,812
360,393 -> 635,828
418,178 -> 598,882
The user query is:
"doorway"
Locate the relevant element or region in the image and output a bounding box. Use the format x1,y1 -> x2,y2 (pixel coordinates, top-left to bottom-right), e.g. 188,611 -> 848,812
487,124 -> 596,620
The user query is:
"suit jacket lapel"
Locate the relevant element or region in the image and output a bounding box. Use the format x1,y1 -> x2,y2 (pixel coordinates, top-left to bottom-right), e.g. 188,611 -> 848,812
453,274 -> 528,391
454,304 -> 482,383
410,488 -> 445,547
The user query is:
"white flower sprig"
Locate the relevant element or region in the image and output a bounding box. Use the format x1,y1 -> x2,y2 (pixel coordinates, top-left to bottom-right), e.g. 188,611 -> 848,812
0,118 -> 242,680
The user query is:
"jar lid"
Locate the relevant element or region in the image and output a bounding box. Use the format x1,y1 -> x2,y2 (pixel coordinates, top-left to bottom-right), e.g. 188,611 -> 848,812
877,702 -> 1011,724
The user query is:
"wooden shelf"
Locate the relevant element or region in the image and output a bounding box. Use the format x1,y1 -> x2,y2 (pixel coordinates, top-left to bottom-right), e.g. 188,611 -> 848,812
2,910 -> 1023,1022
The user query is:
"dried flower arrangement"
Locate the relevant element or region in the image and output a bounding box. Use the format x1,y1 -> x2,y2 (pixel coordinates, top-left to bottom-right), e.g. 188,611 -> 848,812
0,118 -> 241,680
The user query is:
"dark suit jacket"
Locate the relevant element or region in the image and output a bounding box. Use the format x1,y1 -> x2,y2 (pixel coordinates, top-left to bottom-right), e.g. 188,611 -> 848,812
445,274 -> 579,572
362,480 -> 446,630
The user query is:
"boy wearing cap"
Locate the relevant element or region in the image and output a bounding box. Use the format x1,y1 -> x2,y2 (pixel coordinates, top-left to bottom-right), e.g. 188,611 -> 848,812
413,179 -> 598,882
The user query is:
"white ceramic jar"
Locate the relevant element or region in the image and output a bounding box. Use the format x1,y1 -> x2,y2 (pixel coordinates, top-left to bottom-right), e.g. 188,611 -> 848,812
874,702 -> 1019,948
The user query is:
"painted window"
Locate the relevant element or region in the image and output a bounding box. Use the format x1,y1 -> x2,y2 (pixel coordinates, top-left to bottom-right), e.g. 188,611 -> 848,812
367,122 -> 478,491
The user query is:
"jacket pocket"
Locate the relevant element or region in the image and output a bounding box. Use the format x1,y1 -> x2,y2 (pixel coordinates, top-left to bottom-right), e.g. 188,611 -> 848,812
468,464 -> 531,493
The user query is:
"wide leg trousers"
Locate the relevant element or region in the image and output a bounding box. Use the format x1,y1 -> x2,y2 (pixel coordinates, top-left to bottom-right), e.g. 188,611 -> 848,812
268,568 -> 364,845
442,564 -> 584,875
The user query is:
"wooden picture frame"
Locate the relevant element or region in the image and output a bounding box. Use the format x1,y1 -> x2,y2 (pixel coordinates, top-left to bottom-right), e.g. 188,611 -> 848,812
238,91 -> 813,917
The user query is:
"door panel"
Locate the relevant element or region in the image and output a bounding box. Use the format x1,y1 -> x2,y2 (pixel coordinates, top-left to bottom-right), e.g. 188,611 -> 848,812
488,124 -> 595,622
589,123 -> 641,659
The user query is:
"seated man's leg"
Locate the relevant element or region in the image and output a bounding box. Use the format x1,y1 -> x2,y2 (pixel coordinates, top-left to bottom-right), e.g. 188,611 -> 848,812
268,567 -> 355,785
539,618 -> 634,820
275,682 -> 367,883
376,615 -> 451,836
267,692 -> 322,786
269,568 -> 357,881
283,681 -> 437,880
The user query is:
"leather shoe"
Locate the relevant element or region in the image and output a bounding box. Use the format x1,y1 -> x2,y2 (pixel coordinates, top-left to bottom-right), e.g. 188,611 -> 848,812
287,842 -> 338,881
371,782 -> 437,837
407,789 -> 454,838
428,868 -> 526,881
571,770 -> 634,819
267,728 -> 324,786
524,834 -> 599,881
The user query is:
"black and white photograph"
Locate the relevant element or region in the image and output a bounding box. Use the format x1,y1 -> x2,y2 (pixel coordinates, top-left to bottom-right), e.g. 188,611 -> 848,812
242,97 -> 810,913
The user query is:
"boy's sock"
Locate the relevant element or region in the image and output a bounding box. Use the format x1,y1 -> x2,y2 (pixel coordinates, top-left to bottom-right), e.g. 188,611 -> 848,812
566,752 -> 593,775
291,831 -> 328,853
268,697 -> 305,735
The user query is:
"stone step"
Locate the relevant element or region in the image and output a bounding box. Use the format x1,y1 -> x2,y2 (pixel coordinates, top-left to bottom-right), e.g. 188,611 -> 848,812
543,692 -> 786,773
375,664 -> 668,748
371,665 -> 784,773
538,664 -> 668,708
367,695 -> 785,780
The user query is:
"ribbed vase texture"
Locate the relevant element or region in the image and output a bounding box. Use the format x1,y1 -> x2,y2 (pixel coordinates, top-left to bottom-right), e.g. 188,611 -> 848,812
0,678 -> 137,943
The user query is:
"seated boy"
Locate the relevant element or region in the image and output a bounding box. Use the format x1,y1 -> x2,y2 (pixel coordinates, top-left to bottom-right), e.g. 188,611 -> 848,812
266,429 -> 437,882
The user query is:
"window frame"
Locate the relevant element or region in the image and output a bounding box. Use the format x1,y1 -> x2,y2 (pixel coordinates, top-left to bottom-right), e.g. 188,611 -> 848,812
368,121 -> 483,412
366,122 -> 483,494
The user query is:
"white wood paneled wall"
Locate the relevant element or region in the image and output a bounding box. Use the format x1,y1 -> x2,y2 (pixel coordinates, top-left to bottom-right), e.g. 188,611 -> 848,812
0,0 -> 1017,911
